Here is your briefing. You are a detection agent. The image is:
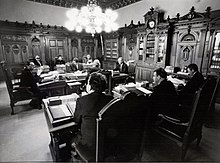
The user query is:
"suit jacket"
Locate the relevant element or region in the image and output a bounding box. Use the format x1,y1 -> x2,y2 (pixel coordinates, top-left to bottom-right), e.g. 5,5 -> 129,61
33,59 -> 43,66
175,71 -> 204,121
70,63 -> 84,72
114,62 -> 128,74
179,71 -> 204,105
55,59 -> 65,65
149,79 -> 178,120
77,63 -> 84,71
74,92 -> 113,153
20,68 -> 41,96
69,63 -> 78,72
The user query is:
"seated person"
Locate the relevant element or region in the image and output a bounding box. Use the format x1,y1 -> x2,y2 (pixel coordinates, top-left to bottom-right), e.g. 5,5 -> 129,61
86,54 -> 93,64
55,55 -> 65,65
149,68 -> 178,122
72,72 -> 113,159
178,63 -> 204,106
20,62 -> 43,109
33,55 -> 43,67
87,59 -> 101,74
114,57 -> 128,74
173,67 -> 181,73
176,63 -> 204,121
69,58 -> 83,72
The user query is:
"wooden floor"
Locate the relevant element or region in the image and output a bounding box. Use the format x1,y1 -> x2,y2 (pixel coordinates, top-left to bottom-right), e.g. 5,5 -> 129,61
0,81 -> 220,162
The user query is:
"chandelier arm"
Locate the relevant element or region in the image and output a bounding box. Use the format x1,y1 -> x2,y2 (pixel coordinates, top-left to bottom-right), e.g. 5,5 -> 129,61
65,0 -> 118,36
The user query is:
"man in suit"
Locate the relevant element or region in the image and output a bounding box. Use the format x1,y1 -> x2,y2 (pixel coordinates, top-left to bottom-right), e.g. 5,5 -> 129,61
178,63 -> 204,105
55,55 -> 65,65
20,62 -> 43,109
149,68 -> 178,122
114,57 -> 128,74
69,58 -> 83,72
177,63 -> 204,121
72,72 -> 113,159
33,55 -> 43,66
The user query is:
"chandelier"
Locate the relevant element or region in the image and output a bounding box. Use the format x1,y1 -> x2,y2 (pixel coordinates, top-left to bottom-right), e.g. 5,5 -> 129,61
65,0 -> 119,37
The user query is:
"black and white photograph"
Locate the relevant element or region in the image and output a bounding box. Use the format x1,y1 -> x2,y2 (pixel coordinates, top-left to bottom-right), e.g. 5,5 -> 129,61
0,0 -> 220,162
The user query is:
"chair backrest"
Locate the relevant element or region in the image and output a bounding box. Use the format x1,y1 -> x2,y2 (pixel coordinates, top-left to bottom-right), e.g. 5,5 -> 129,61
128,63 -> 136,75
0,61 -> 14,95
187,76 -> 218,137
207,75 -> 220,112
96,91 -> 149,162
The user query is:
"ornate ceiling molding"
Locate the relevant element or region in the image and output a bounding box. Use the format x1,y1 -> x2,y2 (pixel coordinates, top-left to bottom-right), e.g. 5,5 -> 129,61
27,0 -> 142,10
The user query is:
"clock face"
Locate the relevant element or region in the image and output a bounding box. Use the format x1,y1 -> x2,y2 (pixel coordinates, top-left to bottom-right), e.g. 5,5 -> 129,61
149,20 -> 155,28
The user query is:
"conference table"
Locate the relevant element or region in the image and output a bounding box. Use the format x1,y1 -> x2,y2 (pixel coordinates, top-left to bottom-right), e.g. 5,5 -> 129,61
37,69 -> 134,97
38,70 -> 88,97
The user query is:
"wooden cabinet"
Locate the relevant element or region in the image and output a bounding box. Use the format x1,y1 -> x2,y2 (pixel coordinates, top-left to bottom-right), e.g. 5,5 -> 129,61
105,38 -> 118,59
145,32 -> 155,61
138,34 -> 144,61
135,8 -> 169,81
102,32 -> 120,70
102,8 -> 169,81
210,32 -> 220,70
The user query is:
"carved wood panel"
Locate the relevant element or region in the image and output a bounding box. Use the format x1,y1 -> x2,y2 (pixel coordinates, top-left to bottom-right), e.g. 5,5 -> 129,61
1,34 -> 28,65
31,36 -> 41,58
48,38 -> 65,61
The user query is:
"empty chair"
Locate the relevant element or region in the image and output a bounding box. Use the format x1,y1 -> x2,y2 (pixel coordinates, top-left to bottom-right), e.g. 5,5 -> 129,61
153,76 -> 218,161
0,61 -> 34,114
74,91 -> 150,162
125,63 -> 136,84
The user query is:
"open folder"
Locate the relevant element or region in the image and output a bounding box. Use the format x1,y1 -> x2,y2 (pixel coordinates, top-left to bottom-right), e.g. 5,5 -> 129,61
49,104 -> 73,121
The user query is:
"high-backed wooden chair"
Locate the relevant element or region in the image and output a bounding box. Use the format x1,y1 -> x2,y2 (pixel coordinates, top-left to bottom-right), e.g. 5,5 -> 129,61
74,91 -> 149,162
126,63 -> 136,83
0,61 -> 34,114
153,76 -> 218,161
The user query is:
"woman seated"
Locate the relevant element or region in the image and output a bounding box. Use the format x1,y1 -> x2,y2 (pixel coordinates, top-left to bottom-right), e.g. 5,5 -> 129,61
71,72 -> 113,160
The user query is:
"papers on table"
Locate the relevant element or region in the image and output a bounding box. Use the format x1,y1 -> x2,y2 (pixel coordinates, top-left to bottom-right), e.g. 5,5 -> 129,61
177,72 -> 189,76
167,75 -> 186,86
125,82 -> 136,88
136,87 -> 152,95
40,70 -> 88,83
59,93 -> 79,103
67,82 -> 81,87
65,72 -> 88,80
114,83 -> 152,95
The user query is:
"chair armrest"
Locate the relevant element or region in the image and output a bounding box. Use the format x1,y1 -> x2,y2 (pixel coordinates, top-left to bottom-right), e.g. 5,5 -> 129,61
14,86 -> 31,91
158,114 -> 189,126
13,86 -> 34,96
72,142 -> 90,162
